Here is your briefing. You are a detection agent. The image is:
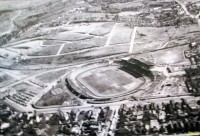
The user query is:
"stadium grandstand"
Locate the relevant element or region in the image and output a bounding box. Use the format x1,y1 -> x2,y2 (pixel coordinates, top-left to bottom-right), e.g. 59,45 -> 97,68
117,58 -> 154,81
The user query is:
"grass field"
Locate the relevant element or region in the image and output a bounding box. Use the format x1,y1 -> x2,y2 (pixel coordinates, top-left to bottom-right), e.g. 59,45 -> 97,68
134,25 -> 200,53
0,72 -> 16,88
77,66 -> 144,95
28,45 -> 61,56
36,82 -> 81,106
8,40 -> 43,55
135,45 -> 191,65
35,69 -> 67,83
89,22 -> 114,36
60,37 -> 107,54
109,24 -> 133,45
36,89 -> 70,106
0,0 -> 53,11
48,31 -> 93,41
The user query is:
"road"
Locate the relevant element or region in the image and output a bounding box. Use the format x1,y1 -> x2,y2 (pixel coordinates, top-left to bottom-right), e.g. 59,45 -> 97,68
0,37 -> 193,76
29,95 -> 198,114
25,46 -> 101,59
0,66 -> 70,92
105,23 -> 118,47
4,89 -> 197,114
129,26 -> 137,53
1,42 -> 198,115
34,100 -> 127,113
0,15 -> 198,114
56,43 -> 65,55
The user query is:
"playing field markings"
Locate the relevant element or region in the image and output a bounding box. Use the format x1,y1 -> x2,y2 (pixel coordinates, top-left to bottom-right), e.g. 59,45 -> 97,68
129,26 -> 137,53
56,43 -> 65,55
105,23 -> 118,47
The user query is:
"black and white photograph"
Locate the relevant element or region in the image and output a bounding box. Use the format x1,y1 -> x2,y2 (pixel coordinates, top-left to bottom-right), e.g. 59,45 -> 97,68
0,0 -> 200,135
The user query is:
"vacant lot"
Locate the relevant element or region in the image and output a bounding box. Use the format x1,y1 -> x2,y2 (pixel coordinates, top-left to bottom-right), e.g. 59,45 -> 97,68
43,40 -> 66,46
60,36 -> 107,54
0,0 -> 53,11
28,45 -> 61,56
8,40 -> 43,55
35,69 -> 67,83
70,23 -> 102,34
135,45 -> 190,65
109,1 -> 143,11
134,25 -> 200,52
36,89 -> 70,106
0,72 -> 16,88
109,24 -> 133,45
36,82 -> 81,106
48,31 -> 93,41
89,22 -> 114,36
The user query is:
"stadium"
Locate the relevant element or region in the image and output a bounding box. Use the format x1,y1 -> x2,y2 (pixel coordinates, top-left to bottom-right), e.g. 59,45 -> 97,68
64,58 -> 155,103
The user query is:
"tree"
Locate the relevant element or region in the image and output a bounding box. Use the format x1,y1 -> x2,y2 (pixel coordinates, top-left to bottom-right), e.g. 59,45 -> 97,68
105,14 -> 109,19
176,18 -> 181,27
49,114 -> 60,125
23,124 -> 36,136
113,14 -> 119,21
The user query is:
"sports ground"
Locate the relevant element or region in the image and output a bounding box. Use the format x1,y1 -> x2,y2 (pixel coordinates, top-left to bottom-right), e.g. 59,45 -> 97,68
77,66 -> 145,96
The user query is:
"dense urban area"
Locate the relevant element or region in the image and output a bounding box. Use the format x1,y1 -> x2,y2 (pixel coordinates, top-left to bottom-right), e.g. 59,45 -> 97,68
0,0 -> 200,135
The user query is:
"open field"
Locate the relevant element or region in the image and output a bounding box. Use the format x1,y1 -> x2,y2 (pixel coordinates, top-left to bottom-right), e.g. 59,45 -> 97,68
135,45 -> 191,65
36,80 -> 82,107
69,23 -> 112,35
80,44 -> 130,58
109,23 -> 133,45
89,22 -> 114,36
133,25 -> 200,53
36,89 -> 70,106
0,72 -> 16,88
36,88 -> 81,107
109,1 -> 143,11
60,37 -> 108,54
28,44 -> 61,56
9,40 -> 61,56
47,31 -> 93,41
42,40 -> 66,46
35,69 -> 67,83
15,43 -> 129,66
1,22 -> 199,69
0,0 -> 53,11
7,40 -> 43,54
151,76 -> 188,97
0,11 -> 20,36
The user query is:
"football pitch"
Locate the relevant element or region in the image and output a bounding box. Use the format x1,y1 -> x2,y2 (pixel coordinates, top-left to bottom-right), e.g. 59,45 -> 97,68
77,66 -> 145,95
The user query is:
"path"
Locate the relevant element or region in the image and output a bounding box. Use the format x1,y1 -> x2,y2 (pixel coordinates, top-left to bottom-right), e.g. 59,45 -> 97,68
129,26 -> 137,53
105,23 -> 118,47
56,43 -> 65,55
